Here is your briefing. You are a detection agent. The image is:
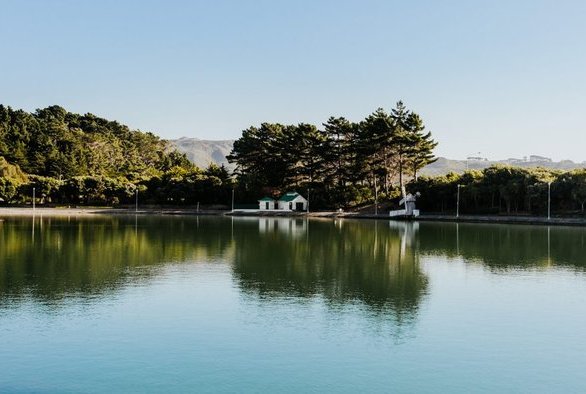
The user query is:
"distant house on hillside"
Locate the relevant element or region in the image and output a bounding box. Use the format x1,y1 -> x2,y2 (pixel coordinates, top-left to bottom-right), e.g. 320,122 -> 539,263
529,155 -> 552,163
258,192 -> 308,211
504,158 -> 524,164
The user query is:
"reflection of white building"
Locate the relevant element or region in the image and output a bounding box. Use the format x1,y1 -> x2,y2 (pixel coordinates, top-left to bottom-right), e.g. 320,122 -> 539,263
258,217 -> 307,237
389,221 -> 419,256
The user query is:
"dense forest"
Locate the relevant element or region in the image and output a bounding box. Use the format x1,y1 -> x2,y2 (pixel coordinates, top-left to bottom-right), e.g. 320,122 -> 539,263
228,102 -> 438,208
0,105 -> 233,206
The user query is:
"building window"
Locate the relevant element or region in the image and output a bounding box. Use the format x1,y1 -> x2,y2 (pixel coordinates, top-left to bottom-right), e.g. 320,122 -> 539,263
289,202 -> 292,210
266,202 -> 269,209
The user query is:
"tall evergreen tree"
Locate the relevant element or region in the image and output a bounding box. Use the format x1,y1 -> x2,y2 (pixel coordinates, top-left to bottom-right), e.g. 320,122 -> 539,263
406,112 -> 437,180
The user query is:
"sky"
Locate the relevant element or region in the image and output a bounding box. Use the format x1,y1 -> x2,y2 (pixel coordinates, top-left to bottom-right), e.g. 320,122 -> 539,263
1,0 -> 585,161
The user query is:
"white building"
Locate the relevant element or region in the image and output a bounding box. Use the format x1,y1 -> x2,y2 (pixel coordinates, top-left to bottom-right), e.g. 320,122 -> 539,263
258,197 -> 276,211
277,192 -> 308,211
389,192 -> 420,218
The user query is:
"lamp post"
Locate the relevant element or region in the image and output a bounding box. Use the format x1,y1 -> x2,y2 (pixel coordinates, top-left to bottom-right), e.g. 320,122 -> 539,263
547,182 -> 551,220
231,188 -> 235,212
135,188 -> 138,213
307,188 -> 310,213
374,177 -> 378,216
456,184 -> 461,219
32,187 -> 36,211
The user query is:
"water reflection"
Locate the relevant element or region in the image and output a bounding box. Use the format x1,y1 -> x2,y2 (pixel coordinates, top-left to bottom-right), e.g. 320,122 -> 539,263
232,218 -> 428,323
0,217 -> 428,324
0,216 -> 233,303
417,222 -> 586,269
1,216 -> 584,312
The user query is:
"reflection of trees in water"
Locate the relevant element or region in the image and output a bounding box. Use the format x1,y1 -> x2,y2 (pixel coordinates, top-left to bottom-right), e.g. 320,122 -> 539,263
232,218 -> 429,326
3,215 -> 580,315
1,215 -> 430,331
418,222 -> 586,270
0,216 -> 234,303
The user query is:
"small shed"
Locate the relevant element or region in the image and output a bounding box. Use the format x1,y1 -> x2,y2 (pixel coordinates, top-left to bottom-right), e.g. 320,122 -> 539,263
258,197 -> 276,211
277,192 -> 308,211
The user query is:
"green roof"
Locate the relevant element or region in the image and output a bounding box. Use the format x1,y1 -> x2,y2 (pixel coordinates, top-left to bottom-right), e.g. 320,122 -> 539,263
278,192 -> 301,202
258,196 -> 275,201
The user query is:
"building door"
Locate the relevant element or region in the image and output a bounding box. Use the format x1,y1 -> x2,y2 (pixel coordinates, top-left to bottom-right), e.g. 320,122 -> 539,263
295,202 -> 304,211
266,202 -> 269,209
289,202 -> 292,210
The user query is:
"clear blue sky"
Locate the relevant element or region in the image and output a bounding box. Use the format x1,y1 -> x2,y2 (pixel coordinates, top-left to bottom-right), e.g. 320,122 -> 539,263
1,0 -> 585,161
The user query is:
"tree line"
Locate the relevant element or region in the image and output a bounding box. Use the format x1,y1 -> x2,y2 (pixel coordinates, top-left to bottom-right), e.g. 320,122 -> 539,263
410,166 -> 586,216
0,105 -> 234,206
5,103 -> 585,215
228,102 -> 438,208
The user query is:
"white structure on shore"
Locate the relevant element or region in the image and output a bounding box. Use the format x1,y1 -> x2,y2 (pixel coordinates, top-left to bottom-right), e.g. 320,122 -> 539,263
257,192 -> 308,212
258,197 -> 276,211
389,189 -> 420,218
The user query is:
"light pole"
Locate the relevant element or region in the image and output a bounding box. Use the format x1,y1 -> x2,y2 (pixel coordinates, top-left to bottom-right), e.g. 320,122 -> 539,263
307,188 -> 310,213
135,188 -> 138,213
32,187 -> 36,211
231,188 -> 235,212
547,182 -> 551,220
374,177 -> 378,216
456,184 -> 461,219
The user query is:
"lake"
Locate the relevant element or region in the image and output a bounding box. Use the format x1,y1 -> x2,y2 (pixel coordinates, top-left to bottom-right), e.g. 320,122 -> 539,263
1,215 -> 585,393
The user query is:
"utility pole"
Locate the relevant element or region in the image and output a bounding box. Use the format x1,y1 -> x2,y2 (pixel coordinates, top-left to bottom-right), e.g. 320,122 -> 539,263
547,182 -> 551,220
374,177 -> 378,216
231,188 -> 235,212
456,184 -> 461,219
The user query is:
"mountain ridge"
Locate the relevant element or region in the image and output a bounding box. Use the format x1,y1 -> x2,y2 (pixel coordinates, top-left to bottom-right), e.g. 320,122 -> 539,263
170,138 -> 586,175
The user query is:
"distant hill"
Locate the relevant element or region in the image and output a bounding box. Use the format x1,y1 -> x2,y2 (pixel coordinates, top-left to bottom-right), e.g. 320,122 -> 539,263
171,137 -> 235,170
420,157 -> 586,176
171,138 -> 586,175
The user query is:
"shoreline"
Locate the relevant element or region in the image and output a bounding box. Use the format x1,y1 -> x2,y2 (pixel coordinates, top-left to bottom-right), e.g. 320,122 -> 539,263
1,207 -> 585,227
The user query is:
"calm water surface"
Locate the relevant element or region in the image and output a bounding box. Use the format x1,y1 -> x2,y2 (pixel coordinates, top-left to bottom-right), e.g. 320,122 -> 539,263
1,216 -> 585,393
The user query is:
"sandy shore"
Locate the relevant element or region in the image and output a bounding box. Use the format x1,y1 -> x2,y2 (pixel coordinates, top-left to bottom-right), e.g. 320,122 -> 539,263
0,207 -> 223,217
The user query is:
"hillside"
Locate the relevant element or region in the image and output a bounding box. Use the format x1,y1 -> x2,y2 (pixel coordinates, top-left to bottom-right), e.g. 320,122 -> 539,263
171,138 -> 586,175
420,157 -> 585,176
0,105 -> 190,180
171,137 -> 235,170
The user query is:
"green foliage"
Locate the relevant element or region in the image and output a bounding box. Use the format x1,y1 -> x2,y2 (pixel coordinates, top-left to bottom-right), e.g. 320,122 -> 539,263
410,166 -> 586,216
0,104 -> 190,179
0,105 -> 235,207
228,102 -> 439,208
